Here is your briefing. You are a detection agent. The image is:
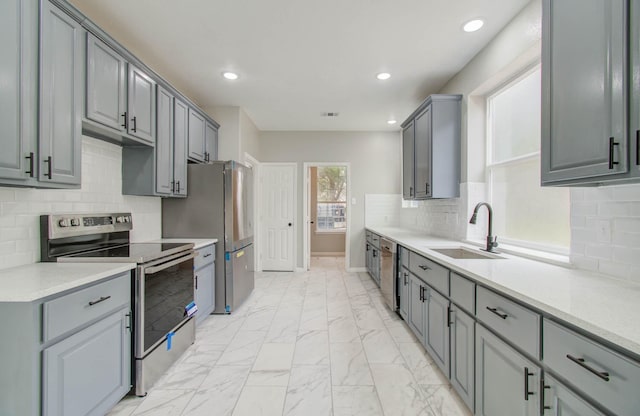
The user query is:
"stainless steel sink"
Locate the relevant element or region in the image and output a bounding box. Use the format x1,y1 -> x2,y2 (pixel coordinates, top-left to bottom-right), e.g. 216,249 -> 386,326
429,247 -> 505,260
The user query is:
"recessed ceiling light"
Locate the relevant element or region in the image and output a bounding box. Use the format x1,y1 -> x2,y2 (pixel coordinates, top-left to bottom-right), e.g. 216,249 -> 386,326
222,72 -> 239,80
463,19 -> 484,33
387,120 -> 397,125
376,72 -> 391,81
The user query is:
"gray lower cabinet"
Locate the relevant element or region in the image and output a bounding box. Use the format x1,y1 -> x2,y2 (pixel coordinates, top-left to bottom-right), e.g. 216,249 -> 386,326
402,121 -> 415,198
398,267 -> 410,321
188,109 -> 206,162
408,273 -> 426,343
0,0 -> 38,184
194,244 -> 216,324
43,306 -> 131,416
39,0 -> 83,186
401,94 -> 461,199
542,374 -> 605,416
449,304 -> 474,412
424,287 -> 449,376
541,0 -> 634,185
475,324 -> 540,416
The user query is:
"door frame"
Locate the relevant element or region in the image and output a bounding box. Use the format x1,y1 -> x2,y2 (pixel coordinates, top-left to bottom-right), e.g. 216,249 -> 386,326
243,152 -> 261,271
257,162 -> 297,272
303,162 -> 351,271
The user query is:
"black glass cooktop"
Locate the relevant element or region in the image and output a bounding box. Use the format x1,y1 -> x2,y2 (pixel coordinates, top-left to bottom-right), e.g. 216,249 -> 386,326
62,242 -> 193,264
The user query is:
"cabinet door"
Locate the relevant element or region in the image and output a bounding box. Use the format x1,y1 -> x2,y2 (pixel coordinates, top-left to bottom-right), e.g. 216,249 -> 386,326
39,1 -> 82,186
188,109 -> 206,162
408,274 -> 426,344
43,307 -> 131,416
173,99 -> 188,196
414,107 -> 432,198
476,324 -> 539,416
205,122 -> 217,163
399,268 -> 410,321
86,33 -> 126,132
424,287 -> 449,376
541,0 -> 628,184
631,0 -> 640,177
450,305 -> 475,413
195,262 -> 215,324
155,85 -> 174,195
402,122 -> 415,199
128,65 -> 156,143
0,0 -> 37,182
542,374 -> 605,416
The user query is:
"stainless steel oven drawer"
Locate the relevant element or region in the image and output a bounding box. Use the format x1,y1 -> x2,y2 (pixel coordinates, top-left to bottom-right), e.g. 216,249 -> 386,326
43,272 -> 131,342
194,244 -> 215,270
543,319 -> 640,416
408,251 -> 449,295
476,286 -> 540,358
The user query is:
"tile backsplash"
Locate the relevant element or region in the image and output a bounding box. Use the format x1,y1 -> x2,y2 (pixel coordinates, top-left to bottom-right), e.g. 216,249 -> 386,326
0,137 -> 161,270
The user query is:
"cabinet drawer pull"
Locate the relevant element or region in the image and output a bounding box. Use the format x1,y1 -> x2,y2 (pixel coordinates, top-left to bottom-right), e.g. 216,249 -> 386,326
636,130 -> 639,166
425,182 -> 430,194
195,275 -> 198,290
176,181 -> 181,193
409,186 -> 413,196
171,180 -> 175,192
540,379 -> 551,413
524,367 -> 534,401
566,354 -> 610,382
403,272 -> 408,286
373,250 -> 377,258
25,152 -> 35,177
121,111 -> 128,129
43,156 -> 52,179
418,264 -> 430,271
88,295 -> 111,306
419,286 -> 424,302
486,306 -> 508,319
608,137 -> 619,170
131,116 -> 137,132
203,253 -> 212,258
447,305 -> 453,328
366,243 -> 370,251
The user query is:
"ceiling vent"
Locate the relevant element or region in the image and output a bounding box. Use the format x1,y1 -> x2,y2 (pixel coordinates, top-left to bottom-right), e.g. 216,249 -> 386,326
322,112 -> 339,117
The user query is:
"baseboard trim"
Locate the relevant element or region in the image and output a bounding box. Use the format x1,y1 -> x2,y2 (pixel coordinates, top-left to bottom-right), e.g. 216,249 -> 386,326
311,252 -> 346,257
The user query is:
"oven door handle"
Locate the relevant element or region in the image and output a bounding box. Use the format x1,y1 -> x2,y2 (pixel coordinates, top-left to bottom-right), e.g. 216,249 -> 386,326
144,252 -> 196,275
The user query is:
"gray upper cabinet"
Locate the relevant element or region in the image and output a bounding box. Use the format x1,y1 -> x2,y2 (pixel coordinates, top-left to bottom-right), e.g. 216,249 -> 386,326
188,109 -> 206,162
155,85 -> 174,195
0,0 -> 38,184
401,94 -> 461,199
173,99 -> 188,196
86,33 -> 126,132
205,122 -> 218,163
128,65 -> 156,144
39,0 -> 83,186
476,324 -> 540,416
402,121 -> 415,199
542,0 -> 632,185
631,0 -> 640,177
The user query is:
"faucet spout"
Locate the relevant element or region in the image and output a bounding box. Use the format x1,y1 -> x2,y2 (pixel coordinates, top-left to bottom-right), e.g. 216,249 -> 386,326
470,202 -> 498,252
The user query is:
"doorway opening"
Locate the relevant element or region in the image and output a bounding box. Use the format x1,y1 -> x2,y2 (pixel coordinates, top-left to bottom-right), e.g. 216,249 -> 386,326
304,163 -> 350,271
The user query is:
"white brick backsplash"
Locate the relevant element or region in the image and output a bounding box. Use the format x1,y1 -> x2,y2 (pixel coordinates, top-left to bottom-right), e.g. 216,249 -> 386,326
0,136 -> 161,270
570,183 -> 640,283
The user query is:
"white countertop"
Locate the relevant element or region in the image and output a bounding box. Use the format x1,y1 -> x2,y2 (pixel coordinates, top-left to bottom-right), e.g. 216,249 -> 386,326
152,238 -> 217,250
0,262 -> 136,302
367,226 -> 640,359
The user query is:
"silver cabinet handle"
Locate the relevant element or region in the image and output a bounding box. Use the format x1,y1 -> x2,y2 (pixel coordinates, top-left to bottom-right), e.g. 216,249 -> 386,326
88,295 -> 111,306
486,306 -> 508,319
418,264 -> 430,271
566,354 -> 610,382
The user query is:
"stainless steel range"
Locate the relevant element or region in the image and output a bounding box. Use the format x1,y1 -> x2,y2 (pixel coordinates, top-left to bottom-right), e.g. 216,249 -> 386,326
40,213 -> 196,396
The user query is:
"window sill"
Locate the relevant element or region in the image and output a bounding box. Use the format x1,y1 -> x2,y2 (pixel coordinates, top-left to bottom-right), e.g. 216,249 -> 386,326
462,239 -> 572,268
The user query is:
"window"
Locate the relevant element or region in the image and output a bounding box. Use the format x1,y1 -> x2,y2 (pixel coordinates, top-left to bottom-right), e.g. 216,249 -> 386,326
485,65 -> 570,253
316,166 -> 346,232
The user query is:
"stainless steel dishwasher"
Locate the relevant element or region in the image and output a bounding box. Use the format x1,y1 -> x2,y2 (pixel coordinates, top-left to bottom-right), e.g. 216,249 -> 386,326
379,237 -> 397,311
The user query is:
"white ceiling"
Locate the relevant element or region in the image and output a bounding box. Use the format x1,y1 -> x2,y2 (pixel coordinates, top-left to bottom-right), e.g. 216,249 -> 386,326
69,0 -> 530,131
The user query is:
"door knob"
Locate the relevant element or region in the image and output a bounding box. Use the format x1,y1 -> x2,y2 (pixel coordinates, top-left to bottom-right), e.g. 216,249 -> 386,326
288,222 -> 292,227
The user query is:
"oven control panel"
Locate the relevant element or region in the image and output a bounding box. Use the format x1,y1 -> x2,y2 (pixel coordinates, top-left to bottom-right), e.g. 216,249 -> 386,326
43,213 -> 133,239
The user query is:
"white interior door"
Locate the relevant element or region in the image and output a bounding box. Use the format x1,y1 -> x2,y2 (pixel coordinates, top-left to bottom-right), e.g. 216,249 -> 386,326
261,164 -> 296,271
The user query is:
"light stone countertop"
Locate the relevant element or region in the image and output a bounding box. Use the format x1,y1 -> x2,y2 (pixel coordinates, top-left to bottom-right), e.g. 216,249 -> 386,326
152,238 -> 218,250
0,262 -> 136,302
367,226 -> 640,359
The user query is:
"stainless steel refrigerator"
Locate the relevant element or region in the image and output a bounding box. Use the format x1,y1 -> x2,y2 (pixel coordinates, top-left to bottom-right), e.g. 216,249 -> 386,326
162,161 -> 254,313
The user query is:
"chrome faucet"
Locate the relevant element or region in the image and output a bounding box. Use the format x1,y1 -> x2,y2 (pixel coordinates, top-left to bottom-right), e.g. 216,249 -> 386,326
469,202 -> 498,252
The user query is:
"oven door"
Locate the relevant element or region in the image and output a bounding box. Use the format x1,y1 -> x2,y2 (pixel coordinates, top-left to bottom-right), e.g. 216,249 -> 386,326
135,250 -> 196,358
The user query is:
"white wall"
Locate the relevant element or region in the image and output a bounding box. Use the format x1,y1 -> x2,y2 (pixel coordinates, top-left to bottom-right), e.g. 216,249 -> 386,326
240,108 -> 260,161
0,137 -> 161,270
207,106 -> 241,161
259,131 -> 400,269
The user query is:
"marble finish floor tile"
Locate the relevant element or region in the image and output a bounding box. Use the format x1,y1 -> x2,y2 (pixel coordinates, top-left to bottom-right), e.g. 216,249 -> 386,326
107,257 -> 468,416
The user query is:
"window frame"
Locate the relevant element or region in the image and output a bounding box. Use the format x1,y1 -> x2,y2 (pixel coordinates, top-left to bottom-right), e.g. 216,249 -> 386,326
315,167 -> 347,234
484,63 -> 569,255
